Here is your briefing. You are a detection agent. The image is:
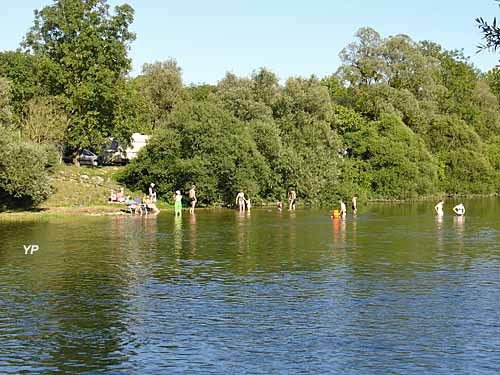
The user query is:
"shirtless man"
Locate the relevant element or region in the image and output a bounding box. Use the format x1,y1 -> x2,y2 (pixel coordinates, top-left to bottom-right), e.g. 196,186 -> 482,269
189,185 -> 197,214
236,192 -> 246,211
434,200 -> 444,216
289,190 -> 297,210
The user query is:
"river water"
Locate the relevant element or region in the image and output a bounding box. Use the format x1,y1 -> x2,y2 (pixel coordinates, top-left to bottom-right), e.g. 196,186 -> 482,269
0,198 -> 499,374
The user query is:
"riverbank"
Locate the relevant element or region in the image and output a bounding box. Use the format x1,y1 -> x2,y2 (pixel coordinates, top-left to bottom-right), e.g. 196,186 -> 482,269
1,164 -> 497,221
0,164 -> 156,221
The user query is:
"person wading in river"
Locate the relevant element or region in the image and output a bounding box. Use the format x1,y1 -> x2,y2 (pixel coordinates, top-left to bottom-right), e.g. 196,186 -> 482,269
174,190 -> 183,216
434,200 -> 444,216
189,185 -> 197,214
288,189 -> 297,211
236,192 -> 246,211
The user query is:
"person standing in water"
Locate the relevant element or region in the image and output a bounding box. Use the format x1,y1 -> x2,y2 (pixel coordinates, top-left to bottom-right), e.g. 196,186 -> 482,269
352,195 -> 358,215
174,190 -> 183,216
288,189 -> 297,210
434,200 -> 444,216
189,185 -> 197,214
453,203 -> 465,216
339,199 -> 347,218
236,192 -> 246,211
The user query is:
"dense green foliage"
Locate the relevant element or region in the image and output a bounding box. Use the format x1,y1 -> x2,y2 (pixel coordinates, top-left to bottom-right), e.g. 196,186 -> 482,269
0,0 -> 499,209
21,0 -> 139,151
0,127 -> 58,209
119,72 -> 344,206
120,27 -> 499,206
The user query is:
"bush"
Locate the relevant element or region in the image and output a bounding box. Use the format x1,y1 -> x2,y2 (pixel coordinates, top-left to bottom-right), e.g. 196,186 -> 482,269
0,127 -> 54,209
343,113 -> 438,199
119,101 -> 277,206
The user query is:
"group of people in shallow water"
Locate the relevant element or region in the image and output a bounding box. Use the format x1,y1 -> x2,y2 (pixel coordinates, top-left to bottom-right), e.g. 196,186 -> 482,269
330,197 -> 466,220
172,185 -> 197,216
434,200 -> 465,217
236,189 -> 300,212
276,190 -> 297,211
331,196 -> 357,219
113,183 -> 467,219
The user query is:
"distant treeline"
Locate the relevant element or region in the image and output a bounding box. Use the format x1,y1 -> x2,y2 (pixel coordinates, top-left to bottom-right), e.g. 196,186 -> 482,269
1,0 -> 499,208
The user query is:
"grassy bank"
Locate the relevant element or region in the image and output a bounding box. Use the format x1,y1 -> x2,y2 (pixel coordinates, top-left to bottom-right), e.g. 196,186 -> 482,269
0,163 -> 167,221
42,164 -> 126,207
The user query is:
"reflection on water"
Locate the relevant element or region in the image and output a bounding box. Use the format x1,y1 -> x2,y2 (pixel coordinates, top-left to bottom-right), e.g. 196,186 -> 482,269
173,214 -> 183,254
188,213 -> 197,256
435,215 -> 444,252
332,217 -> 346,247
453,215 -> 465,252
0,199 -> 499,374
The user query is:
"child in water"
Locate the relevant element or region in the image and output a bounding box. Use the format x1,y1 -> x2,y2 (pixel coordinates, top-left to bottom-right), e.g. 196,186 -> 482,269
174,190 -> 182,216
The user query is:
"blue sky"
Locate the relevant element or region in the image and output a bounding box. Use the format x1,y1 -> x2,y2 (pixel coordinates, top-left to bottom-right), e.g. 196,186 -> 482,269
2,0 -> 500,84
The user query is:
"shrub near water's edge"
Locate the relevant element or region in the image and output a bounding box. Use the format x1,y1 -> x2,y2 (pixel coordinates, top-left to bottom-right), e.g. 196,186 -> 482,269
0,128 -> 56,210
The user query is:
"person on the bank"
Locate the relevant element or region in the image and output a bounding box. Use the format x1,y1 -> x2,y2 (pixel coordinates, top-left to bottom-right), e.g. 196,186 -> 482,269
352,195 -> 358,215
189,185 -> 197,214
144,195 -> 160,215
149,183 -> 157,202
174,190 -> 183,216
289,190 -> 297,210
116,187 -> 125,203
453,203 -> 465,216
109,189 -> 117,203
236,192 -> 246,211
434,200 -> 444,216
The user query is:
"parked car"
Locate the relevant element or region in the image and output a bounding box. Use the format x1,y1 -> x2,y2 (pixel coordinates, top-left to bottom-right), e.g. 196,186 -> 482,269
62,147 -> 99,166
101,134 -> 150,165
101,140 -> 127,165
78,149 -> 99,166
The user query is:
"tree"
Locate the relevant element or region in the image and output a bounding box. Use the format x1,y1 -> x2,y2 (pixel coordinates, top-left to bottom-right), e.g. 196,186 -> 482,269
21,96 -> 69,145
337,27 -> 387,86
0,51 -> 53,120
22,0 -> 136,155
136,59 -> 184,128
216,72 -> 273,121
274,76 -> 342,205
120,99 -> 275,205
471,78 -> 500,140
485,66 -> 500,100
345,113 -> 438,198
477,0 -> 500,52
0,77 -> 12,126
383,35 -> 441,100
251,68 -> 280,108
